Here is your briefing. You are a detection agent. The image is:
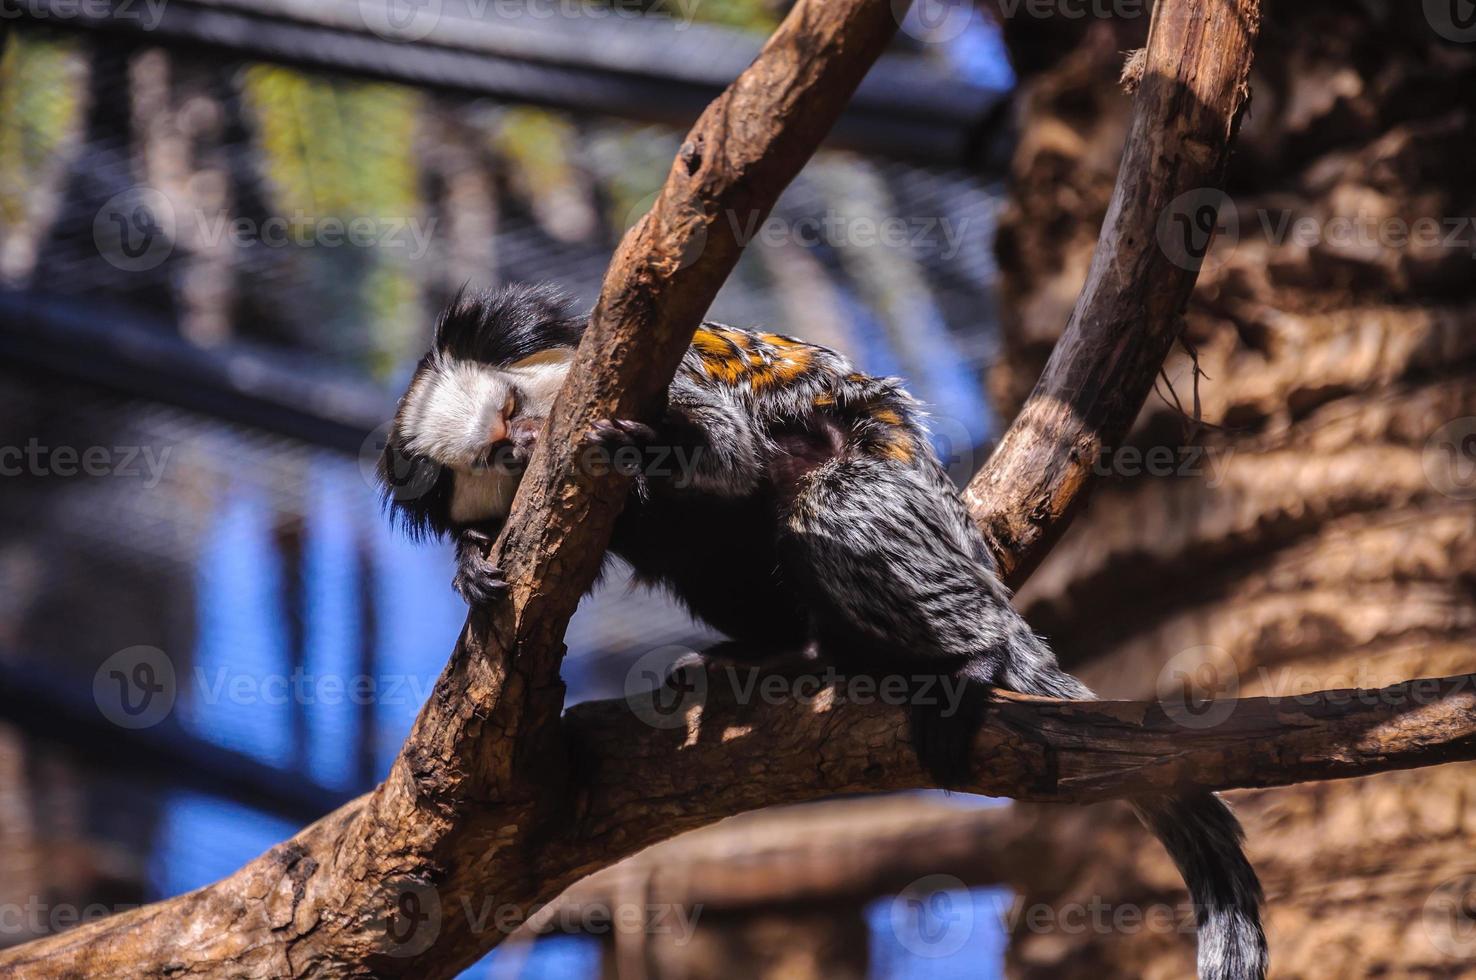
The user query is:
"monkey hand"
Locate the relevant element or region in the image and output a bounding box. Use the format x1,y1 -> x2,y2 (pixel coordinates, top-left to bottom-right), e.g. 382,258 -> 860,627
453,528 -> 508,606
586,418 -> 658,451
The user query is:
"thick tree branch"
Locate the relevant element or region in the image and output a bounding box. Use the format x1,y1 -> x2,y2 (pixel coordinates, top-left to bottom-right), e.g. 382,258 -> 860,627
25,2 -> 1458,978
531,667 -> 1476,924
0,1 -> 906,977
4,0 -> 1270,974
567,667 -> 1476,826
964,0 -> 1261,584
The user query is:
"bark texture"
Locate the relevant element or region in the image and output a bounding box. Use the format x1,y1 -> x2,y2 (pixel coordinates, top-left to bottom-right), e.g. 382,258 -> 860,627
965,0 -> 1261,584
988,3 -> 1476,977
0,1 -> 907,975
18,1 -> 1467,977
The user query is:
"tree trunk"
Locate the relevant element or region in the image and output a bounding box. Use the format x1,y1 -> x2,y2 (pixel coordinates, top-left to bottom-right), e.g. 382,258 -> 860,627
988,3 -> 1476,977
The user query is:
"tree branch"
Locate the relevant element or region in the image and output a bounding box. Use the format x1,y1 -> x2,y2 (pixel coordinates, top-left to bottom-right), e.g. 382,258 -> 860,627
567,667 -> 1476,825
0,1 -> 906,977
528,667 -> 1476,926
28,2 -> 1457,978
964,0 -> 1261,584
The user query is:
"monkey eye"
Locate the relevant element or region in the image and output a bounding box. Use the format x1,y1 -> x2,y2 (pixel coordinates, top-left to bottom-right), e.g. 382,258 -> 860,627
503,389 -> 520,419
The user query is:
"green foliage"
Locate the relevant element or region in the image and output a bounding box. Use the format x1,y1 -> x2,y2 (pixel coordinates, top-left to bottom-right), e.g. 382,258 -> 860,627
0,32 -> 85,244
242,65 -> 424,376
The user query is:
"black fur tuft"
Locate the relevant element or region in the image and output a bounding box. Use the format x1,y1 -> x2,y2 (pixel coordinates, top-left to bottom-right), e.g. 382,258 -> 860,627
434,282 -> 585,365
377,435 -> 455,543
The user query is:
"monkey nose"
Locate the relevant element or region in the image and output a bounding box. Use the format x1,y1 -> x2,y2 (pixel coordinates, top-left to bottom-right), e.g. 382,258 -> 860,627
486,417 -> 509,446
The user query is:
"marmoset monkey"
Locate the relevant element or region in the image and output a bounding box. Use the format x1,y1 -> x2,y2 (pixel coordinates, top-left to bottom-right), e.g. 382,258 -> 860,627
380,284 -> 1266,980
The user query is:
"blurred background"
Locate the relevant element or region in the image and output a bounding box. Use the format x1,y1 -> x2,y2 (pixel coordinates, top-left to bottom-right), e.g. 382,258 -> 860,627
0,0 -> 1017,976
4,1 -> 1476,978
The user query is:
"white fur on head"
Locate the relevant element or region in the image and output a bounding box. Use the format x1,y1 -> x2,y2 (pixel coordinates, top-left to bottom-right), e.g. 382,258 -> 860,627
400,349 -> 573,467
397,348 -> 575,525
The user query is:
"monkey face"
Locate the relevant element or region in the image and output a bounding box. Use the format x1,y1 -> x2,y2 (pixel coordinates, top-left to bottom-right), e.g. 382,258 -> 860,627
395,349 -> 572,472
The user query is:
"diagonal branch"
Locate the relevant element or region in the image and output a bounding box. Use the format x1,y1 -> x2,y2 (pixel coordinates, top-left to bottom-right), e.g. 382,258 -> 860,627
0,1 -> 909,977
20,1 -> 1437,978
2,0 -> 1265,973
965,0 -> 1262,584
